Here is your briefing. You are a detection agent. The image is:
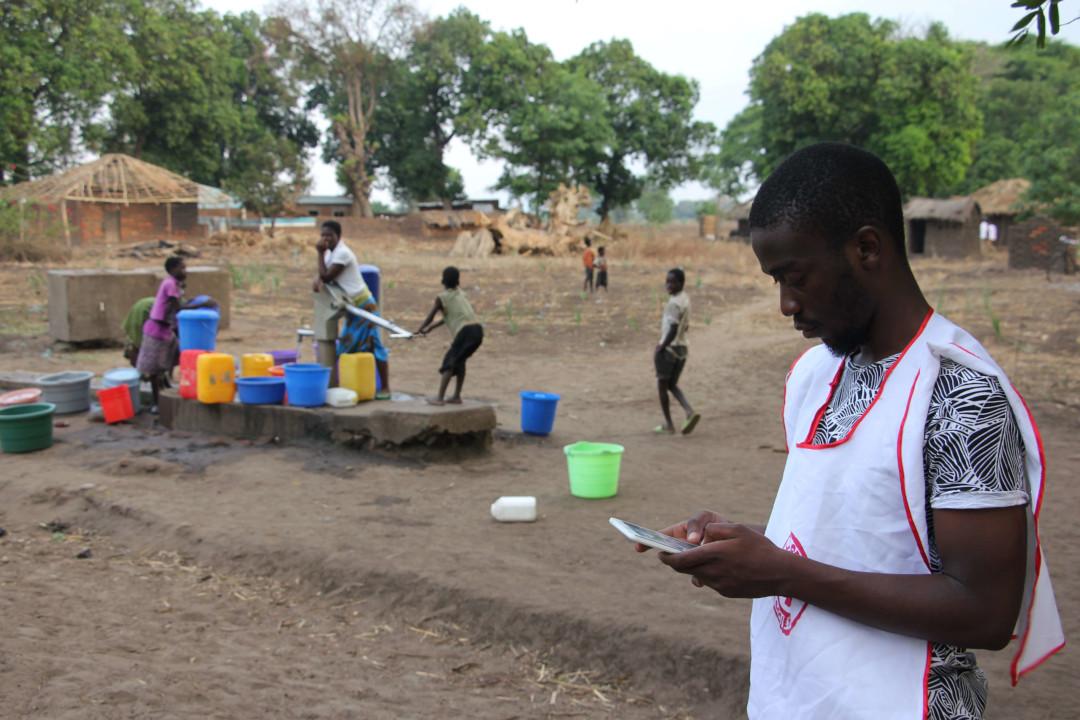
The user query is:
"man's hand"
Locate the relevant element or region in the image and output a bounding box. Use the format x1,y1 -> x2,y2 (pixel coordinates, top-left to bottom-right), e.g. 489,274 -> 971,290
660,523 -> 789,598
312,278 -> 322,293
316,237 -> 328,253
634,510 -> 730,553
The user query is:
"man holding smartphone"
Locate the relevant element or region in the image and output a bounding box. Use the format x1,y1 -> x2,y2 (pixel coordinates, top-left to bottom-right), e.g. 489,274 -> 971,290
637,143 -> 1063,719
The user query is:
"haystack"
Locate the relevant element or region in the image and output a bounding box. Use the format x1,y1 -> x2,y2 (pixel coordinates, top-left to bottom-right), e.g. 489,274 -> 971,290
1,154 -> 201,246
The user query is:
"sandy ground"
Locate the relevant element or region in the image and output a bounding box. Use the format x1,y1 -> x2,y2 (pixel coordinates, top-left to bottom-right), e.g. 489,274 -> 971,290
1,229 -> 1078,718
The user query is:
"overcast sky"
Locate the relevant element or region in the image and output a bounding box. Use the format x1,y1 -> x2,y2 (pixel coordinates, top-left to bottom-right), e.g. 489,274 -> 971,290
213,0 -> 1050,204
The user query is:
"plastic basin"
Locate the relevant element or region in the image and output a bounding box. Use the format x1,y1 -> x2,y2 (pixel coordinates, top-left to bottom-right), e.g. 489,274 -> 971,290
563,441 -> 624,499
0,402 -> 56,453
177,308 -> 220,352
520,391 -> 560,435
236,377 -> 286,405
37,371 -> 93,414
283,363 -> 331,407
104,367 -> 141,414
0,388 -> 43,407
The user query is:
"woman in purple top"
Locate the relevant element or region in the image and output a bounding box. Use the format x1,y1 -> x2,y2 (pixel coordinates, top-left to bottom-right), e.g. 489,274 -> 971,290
136,256 -> 214,412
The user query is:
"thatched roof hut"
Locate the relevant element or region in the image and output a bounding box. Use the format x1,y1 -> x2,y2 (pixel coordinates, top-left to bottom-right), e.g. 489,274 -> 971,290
1,154 -> 202,246
971,178 -> 1031,218
903,197 -> 982,258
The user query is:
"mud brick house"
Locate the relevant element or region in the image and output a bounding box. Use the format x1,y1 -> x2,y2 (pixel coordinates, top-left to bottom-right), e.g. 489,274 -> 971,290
903,197 -> 982,259
972,178 -> 1031,249
295,195 -> 354,217
1008,215 -> 1078,274
1,154 -> 201,247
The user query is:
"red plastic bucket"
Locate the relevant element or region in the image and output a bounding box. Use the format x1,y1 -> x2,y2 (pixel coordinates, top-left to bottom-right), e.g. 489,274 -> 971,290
97,385 -> 134,424
179,349 -> 207,399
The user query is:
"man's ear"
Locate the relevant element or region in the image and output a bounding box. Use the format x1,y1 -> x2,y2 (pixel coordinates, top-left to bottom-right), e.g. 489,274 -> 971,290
850,225 -> 883,271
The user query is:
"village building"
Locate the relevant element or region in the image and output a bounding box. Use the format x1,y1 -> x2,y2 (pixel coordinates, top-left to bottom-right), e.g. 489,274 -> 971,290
902,197 -> 982,259
295,195 -> 354,217
971,178 -> 1031,248
0,154 -> 202,247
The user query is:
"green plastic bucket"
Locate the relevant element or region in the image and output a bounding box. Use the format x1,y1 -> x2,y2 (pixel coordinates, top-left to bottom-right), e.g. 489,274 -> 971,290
563,441 -> 624,499
0,402 -> 56,453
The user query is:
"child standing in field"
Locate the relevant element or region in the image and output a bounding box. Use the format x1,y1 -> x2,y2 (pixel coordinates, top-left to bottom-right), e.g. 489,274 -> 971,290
582,237 -> 595,293
595,246 -> 608,292
417,266 -> 484,405
654,268 -> 699,435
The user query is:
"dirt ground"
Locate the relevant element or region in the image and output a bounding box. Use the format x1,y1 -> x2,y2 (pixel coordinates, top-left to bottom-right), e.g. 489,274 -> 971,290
1,227 -> 1078,718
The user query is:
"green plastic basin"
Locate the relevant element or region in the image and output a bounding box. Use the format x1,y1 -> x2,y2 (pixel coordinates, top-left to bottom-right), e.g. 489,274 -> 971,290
0,402 -> 56,453
563,441 -> 624,499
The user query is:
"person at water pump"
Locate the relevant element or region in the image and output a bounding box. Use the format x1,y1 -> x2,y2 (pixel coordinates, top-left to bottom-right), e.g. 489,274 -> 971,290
312,220 -> 390,398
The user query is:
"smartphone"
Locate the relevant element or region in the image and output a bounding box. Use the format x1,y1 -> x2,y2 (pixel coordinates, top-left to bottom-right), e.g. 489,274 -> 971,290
609,517 -> 698,554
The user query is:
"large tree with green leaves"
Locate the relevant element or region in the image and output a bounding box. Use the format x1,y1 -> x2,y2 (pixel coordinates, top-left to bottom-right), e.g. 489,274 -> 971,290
566,39 -> 715,220
0,0 -> 132,184
472,30 -> 612,212
100,2 -> 316,198
373,9 -> 490,206
712,14 -> 982,199
271,0 -> 418,217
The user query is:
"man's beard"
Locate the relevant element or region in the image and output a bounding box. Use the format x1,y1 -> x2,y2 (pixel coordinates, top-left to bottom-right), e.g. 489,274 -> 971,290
822,270 -> 873,358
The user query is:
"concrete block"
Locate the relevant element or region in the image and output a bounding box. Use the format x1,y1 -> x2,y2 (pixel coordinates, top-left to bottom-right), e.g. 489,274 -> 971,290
48,266 -> 232,343
159,390 -> 496,450
48,269 -> 158,343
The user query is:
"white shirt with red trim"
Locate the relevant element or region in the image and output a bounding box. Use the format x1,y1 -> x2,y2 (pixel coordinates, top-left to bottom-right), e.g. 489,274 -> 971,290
747,311 -> 1063,720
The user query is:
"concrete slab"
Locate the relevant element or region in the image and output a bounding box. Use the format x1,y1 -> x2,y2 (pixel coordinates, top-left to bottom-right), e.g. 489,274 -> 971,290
158,389 -> 496,450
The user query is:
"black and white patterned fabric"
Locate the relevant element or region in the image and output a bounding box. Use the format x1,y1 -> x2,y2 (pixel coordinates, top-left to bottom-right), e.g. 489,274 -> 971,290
812,354 -> 1028,720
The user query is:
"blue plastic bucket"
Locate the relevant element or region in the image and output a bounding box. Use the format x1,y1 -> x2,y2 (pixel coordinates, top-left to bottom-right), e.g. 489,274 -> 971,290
520,391 -> 560,435
236,377 -> 286,405
177,308 -> 219,352
283,363 -> 331,407
104,367 -> 141,414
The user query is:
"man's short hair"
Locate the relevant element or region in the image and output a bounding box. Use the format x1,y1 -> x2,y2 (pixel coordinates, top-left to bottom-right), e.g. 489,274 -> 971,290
748,142 -> 906,254
442,266 -> 460,289
584,237 -> 592,247
668,267 -> 685,285
322,220 -> 342,238
165,255 -> 184,274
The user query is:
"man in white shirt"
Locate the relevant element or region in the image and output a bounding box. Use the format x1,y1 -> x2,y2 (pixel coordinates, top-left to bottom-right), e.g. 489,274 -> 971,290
654,268 -> 700,435
313,221 -> 390,396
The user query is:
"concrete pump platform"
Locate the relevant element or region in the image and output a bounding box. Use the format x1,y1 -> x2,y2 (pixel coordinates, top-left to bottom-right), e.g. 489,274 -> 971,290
158,389 -> 496,450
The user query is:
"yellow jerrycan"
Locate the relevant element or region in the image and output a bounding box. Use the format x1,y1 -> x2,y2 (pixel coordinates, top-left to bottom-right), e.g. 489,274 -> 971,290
197,352 -> 236,404
339,352 -> 376,402
241,352 -> 274,377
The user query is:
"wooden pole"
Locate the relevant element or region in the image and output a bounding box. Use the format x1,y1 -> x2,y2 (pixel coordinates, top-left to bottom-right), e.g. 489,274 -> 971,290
18,199 -> 24,244
166,202 -> 173,237
60,199 -> 71,248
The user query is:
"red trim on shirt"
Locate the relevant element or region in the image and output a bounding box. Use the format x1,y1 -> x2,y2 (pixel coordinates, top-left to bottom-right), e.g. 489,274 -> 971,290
921,642 -> 932,720
949,342 -> 980,359
1008,385 -> 1063,684
797,308 -> 934,449
781,347 -> 815,452
897,370 -> 931,569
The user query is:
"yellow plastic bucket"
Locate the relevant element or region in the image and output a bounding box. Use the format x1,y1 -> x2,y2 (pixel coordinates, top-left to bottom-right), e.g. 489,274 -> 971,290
563,442 -> 624,499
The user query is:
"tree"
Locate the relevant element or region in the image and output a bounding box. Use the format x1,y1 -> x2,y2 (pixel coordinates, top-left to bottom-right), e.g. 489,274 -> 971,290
474,30 -> 612,212
637,186 -> 674,224
1023,88 -> 1080,224
0,0 -> 132,183
712,14 -> 981,198
100,3 -> 316,195
271,0 -> 419,217
566,40 -> 716,220
373,9 -> 489,206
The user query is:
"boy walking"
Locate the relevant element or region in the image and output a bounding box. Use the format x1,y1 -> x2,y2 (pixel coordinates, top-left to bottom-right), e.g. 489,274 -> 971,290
655,268 -> 699,435
416,267 -> 484,405
595,246 -> 609,292
582,238 -> 595,293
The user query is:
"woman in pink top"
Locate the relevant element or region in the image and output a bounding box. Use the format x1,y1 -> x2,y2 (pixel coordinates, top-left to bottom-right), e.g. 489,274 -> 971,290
136,256 -> 214,412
